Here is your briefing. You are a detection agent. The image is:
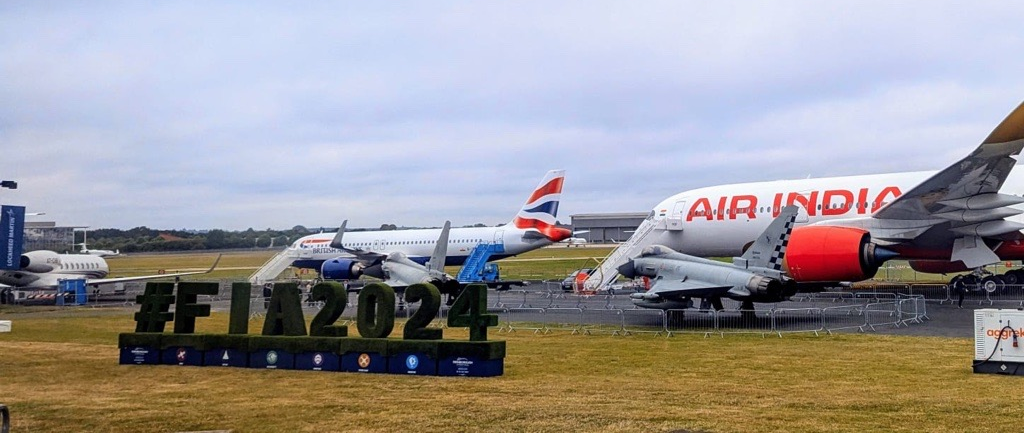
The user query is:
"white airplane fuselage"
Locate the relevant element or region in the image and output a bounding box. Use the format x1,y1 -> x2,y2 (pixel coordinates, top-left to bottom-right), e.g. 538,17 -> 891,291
290,224 -> 555,269
0,252 -> 109,289
642,169 -> 1024,259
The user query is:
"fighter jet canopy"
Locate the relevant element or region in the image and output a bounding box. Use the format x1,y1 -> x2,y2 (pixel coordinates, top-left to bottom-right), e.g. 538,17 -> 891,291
639,245 -> 675,257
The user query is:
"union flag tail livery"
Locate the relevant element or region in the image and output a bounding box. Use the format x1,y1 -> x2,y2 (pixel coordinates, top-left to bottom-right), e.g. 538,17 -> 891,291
511,169 -> 571,242
261,169 -> 571,285
586,99 -> 1024,293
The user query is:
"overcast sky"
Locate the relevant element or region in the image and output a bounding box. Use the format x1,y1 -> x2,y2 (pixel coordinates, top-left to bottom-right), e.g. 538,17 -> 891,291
2,2 -> 1023,230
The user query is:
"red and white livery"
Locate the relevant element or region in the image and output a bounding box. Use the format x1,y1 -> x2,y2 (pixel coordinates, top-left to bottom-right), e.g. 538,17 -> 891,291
588,100 -> 1024,291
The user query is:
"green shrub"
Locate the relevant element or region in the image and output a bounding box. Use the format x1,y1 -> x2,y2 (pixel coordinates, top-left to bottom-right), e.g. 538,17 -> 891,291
173,282 -> 218,334
133,283 -> 175,333
159,333 -> 211,350
118,332 -> 162,348
438,340 -> 505,360
309,282 -> 348,337
248,335 -> 340,354
388,340 -> 440,360
338,338 -> 389,356
228,282 -> 251,334
206,334 -> 251,351
261,283 -> 307,336
356,283 -> 396,338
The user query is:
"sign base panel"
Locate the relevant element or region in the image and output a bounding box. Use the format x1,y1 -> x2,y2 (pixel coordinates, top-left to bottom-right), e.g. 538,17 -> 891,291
974,360 -> 1024,376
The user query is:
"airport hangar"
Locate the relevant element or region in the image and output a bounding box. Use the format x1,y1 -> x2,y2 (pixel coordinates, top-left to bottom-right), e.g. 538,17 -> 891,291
22,221 -> 80,253
569,212 -> 648,244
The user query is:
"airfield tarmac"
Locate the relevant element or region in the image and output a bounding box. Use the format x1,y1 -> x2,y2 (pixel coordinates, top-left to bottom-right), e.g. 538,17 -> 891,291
201,282 -> 1003,339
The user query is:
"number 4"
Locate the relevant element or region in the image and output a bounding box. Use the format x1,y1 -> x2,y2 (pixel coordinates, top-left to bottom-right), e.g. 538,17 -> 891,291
446,284 -> 497,341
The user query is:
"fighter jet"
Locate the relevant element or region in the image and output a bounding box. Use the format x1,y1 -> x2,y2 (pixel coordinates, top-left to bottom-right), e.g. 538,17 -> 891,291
325,220 -> 457,292
619,206 -> 800,311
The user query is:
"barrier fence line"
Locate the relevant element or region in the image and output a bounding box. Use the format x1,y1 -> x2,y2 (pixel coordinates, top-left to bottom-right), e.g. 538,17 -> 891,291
503,308 -> 545,334
542,308 -> 584,334
622,309 -> 665,336
70,284 -> 942,338
771,308 -> 825,336
580,309 -> 625,335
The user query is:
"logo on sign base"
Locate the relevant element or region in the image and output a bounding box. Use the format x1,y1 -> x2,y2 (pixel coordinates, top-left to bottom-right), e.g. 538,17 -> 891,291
266,350 -> 279,365
357,353 -> 371,369
405,355 -> 419,370
176,348 -> 187,363
313,353 -> 324,367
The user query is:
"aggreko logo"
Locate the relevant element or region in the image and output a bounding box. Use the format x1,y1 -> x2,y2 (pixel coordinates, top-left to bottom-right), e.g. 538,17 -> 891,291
986,328 -> 1024,340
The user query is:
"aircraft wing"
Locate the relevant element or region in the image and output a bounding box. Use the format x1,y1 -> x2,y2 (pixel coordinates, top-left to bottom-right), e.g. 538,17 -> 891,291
818,102 -> 1024,268
85,254 -> 222,286
647,277 -> 733,299
874,102 -> 1024,221
329,220 -> 385,263
0,271 -> 40,286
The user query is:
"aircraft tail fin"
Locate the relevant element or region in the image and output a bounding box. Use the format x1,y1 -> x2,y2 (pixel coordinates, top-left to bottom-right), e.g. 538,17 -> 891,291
509,169 -> 571,242
736,205 -> 799,271
427,221 -> 451,273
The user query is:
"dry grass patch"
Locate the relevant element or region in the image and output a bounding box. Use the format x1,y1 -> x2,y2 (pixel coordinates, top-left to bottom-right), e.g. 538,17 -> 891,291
1,308 -> 1022,432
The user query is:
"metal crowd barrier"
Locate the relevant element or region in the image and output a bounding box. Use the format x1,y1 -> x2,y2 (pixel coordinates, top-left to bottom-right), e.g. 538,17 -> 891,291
770,308 -> 825,336
863,302 -> 901,331
580,309 -> 625,335
542,308 -> 584,334
822,305 -> 868,333
484,295 -> 929,338
501,308 -> 545,334
621,309 -> 665,336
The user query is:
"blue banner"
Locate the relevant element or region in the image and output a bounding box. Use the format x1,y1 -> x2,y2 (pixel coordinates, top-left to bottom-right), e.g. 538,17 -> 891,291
0,205 -> 25,270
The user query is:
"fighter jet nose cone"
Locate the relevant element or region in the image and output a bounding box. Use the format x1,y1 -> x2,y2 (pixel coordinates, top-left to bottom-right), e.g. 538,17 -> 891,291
617,260 -> 636,279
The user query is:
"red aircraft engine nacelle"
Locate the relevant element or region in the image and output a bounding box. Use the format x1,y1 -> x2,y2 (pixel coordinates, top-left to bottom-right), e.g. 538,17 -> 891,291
784,226 -> 896,282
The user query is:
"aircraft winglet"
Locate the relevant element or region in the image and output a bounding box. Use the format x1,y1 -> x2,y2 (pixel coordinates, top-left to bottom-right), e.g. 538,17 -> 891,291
329,220 -> 348,250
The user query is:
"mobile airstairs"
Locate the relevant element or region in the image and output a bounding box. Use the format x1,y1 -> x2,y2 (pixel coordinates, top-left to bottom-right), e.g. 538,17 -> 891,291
583,217 -> 663,291
249,247 -> 308,285
456,242 -> 504,282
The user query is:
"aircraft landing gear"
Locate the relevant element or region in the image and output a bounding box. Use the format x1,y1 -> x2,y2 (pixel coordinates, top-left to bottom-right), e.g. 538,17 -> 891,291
739,300 -> 756,323
947,266 -> 1024,296
980,275 -> 1005,294
698,297 -> 724,311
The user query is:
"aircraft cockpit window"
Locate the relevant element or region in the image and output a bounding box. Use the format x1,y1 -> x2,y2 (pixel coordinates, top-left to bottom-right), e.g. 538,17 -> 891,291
640,245 -> 673,257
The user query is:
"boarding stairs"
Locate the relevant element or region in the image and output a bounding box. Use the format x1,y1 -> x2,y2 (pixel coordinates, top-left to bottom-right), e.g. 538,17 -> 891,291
583,217 -> 661,291
249,247 -> 306,285
457,242 -> 505,282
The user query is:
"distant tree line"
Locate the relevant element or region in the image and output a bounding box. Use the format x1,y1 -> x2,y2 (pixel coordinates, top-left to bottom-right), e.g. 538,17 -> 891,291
83,223 -> 499,253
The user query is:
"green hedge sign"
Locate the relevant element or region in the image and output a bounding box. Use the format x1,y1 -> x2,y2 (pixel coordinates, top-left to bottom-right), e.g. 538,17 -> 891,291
121,280 -> 504,377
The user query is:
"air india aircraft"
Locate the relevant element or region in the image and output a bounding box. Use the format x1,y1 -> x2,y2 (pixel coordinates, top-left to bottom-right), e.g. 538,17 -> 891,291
587,100 -> 1024,294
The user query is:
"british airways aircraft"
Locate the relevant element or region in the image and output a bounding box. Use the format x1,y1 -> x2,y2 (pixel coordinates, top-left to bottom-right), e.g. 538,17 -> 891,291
587,100 -> 1024,293
273,170 -> 571,283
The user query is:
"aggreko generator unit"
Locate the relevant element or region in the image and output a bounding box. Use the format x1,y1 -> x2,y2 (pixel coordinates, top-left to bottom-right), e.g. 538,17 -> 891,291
974,309 -> 1024,376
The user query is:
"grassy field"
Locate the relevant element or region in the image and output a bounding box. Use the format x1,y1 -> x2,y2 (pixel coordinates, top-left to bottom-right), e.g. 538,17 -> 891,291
0,306 -> 1022,432
104,246 -> 616,283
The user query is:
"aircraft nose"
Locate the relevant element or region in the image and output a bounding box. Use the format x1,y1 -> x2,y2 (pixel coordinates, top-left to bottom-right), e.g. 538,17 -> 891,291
617,259 -> 636,279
